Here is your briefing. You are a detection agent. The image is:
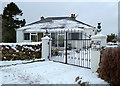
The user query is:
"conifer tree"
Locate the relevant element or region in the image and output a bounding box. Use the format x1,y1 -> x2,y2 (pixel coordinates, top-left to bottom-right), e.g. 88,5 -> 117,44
2,2 -> 26,42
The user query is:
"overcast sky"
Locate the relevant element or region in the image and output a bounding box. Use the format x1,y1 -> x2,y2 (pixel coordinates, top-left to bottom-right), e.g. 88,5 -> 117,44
1,1 -> 119,35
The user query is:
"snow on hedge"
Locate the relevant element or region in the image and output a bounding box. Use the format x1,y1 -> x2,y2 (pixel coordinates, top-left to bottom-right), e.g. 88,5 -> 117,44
0,42 -> 42,60
0,42 -> 42,46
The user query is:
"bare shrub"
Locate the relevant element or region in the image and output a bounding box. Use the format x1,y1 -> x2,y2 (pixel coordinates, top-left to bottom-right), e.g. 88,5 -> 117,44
97,47 -> 120,85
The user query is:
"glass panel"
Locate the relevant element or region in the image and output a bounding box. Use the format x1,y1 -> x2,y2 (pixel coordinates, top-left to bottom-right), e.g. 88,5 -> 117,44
79,32 -> 82,39
38,33 -> 43,41
31,35 -> 37,42
51,33 -> 56,47
24,33 -> 30,40
71,33 -> 79,40
70,32 -> 82,40
58,34 -> 64,47
31,33 -> 37,35
51,33 -> 55,40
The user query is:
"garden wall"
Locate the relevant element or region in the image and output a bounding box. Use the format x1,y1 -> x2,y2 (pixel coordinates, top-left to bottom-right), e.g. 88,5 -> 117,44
0,42 -> 42,61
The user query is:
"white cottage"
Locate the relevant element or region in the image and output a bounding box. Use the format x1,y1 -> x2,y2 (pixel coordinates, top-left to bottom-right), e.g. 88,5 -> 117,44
16,14 -> 96,43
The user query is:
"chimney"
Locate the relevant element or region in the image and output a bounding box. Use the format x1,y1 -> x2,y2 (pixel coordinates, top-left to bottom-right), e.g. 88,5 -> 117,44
41,16 -> 44,20
71,14 -> 76,18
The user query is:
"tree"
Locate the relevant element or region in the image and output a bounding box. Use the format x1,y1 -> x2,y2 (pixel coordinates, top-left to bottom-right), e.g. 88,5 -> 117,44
2,2 -> 26,42
107,33 -> 117,42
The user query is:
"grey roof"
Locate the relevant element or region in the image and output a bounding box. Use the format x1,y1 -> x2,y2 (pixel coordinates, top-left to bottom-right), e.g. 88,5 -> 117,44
25,17 -> 95,28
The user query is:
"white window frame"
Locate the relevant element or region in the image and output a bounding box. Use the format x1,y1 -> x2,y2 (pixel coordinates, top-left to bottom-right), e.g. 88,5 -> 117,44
30,33 -> 37,41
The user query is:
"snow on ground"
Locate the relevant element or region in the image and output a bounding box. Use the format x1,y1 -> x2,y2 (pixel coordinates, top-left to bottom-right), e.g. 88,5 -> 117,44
0,59 -> 43,67
0,60 -> 108,85
0,60 -> 30,66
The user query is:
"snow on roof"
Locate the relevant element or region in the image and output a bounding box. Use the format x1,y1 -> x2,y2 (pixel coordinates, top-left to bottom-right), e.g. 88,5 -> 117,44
17,17 -> 95,32
48,28 -> 84,33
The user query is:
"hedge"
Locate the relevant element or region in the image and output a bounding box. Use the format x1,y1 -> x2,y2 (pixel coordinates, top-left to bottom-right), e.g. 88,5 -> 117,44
97,47 -> 120,85
0,43 -> 42,61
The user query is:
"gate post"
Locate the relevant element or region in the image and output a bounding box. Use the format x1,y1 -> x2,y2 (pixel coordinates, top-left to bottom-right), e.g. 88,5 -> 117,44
41,36 -> 50,61
91,33 -> 107,72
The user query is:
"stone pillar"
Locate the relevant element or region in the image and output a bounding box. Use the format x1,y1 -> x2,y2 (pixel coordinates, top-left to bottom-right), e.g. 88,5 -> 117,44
91,33 -> 107,72
41,36 -> 50,61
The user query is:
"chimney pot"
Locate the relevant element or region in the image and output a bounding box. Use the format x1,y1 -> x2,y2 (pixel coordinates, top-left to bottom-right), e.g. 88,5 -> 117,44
73,14 -> 75,17
71,14 -> 76,18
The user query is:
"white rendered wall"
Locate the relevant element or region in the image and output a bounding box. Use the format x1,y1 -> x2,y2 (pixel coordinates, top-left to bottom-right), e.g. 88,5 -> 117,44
16,30 -> 24,43
91,50 -> 100,72
91,33 -> 107,72
41,36 -> 50,61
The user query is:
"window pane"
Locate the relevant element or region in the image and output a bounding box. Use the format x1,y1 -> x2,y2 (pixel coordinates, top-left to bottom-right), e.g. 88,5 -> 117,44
24,33 -> 30,40
38,33 -> 43,41
51,33 -> 56,47
31,35 -> 37,41
71,33 -> 79,40
31,33 -> 36,35
80,32 -> 82,39
71,32 -> 82,40
58,34 -> 64,47
51,33 -> 55,40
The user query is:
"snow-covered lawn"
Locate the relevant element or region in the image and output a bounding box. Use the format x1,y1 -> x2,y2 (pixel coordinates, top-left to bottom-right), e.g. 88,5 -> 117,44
0,59 -> 43,67
0,60 -> 108,85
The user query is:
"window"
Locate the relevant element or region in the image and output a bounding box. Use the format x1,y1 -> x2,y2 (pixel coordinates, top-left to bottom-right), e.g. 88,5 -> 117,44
70,32 -> 82,40
51,33 -> 57,47
31,33 -> 37,41
68,32 -> 83,40
24,33 -> 30,40
31,35 -> 37,41
51,33 -> 56,40
71,33 -> 79,40
58,34 -> 64,47
51,33 -> 64,47
31,33 -> 36,35
79,32 -> 82,39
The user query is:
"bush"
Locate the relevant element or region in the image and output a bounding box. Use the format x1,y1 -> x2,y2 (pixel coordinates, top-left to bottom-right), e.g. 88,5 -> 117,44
1,44 -> 42,61
97,47 -> 120,85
